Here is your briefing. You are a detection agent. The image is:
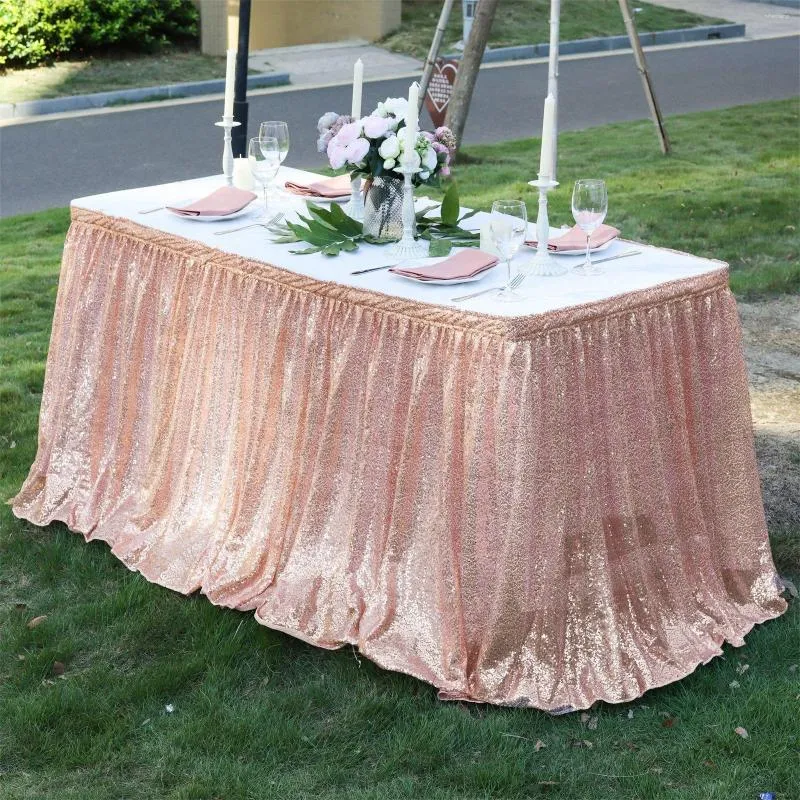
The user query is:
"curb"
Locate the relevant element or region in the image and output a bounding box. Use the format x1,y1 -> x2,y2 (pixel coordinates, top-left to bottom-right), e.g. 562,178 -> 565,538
444,23 -> 747,63
0,71 -> 291,121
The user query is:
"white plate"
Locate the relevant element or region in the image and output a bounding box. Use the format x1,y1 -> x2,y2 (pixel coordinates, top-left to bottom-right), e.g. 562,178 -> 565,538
390,257 -> 497,286
167,202 -> 256,222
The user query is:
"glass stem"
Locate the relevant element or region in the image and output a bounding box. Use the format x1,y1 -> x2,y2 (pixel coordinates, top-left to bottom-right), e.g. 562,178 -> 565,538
585,232 -> 592,266
507,257 -> 513,287
263,184 -> 268,213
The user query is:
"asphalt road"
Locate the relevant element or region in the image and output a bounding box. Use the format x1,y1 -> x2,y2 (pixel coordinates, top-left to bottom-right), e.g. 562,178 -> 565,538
1,35 -> 798,218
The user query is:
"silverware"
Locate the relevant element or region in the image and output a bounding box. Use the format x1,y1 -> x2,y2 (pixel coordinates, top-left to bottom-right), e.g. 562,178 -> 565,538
591,248 -> 641,265
350,263 -> 399,275
138,205 -> 164,214
213,212 -> 284,236
451,272 -> 525,303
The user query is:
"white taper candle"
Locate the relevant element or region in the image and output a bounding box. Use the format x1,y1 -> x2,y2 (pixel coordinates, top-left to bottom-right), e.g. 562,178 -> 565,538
351,58 -> 363,119
405,82 -> 419,158
538,93 -> 556,179
223,49 -> 236,118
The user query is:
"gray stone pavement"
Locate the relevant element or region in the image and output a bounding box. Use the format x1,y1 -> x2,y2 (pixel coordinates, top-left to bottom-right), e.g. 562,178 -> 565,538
645,0 -> 799,38
248,39 -> 423,87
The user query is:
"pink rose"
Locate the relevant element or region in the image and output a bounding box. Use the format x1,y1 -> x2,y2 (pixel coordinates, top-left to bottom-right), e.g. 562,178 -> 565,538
327,139 -> 348,170
363,115 -> 391,139
440,164 -> 451,177
345,137 -> 370,165
336,121 -> 361,147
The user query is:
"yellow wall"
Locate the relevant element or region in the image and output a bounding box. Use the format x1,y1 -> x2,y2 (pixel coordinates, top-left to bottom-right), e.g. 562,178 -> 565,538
199,0 -> 402,56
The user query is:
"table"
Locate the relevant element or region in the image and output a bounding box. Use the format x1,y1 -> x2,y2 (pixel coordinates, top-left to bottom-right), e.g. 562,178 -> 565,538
12,169 -> 786,711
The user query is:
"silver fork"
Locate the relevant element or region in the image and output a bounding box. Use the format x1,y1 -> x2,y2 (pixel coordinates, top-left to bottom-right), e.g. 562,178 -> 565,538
213,212 -> 284,235
451,272 -> 525,303
138,205 -> 165,214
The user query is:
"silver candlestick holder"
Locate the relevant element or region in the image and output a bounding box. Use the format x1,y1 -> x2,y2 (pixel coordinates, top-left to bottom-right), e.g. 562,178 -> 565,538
526,176 -> 567,276
215,115 -> 241,186
344,177 -> 364,221
389,165 -> 428,260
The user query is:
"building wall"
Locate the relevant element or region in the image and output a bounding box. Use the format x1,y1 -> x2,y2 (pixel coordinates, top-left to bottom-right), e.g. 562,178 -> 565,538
198,0 -> 402,56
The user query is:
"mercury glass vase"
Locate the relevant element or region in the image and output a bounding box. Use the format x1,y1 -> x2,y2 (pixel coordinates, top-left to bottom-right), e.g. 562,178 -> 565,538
362,176 -> 410,241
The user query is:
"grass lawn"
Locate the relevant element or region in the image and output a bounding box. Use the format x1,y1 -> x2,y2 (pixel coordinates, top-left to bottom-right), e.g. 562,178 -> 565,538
0,47 -> 251,105
1,100 -> 798,799
381,0 -> 727,59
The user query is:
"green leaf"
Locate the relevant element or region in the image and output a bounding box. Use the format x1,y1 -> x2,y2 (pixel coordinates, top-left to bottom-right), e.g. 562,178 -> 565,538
290,246 -> 323,255
428,239 -> 453,258
328,203 -> 363,237
440,183 -> 460,227
322,243 -> 342,256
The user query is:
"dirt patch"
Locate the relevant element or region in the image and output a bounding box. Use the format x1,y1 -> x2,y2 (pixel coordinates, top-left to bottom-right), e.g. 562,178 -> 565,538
738,295 -> 800,570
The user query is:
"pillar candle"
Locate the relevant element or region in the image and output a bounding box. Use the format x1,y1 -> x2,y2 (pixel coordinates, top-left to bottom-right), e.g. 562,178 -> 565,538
232,157 -> 254,191
538,93 -> 556,179
223,48 -> 236,118
404,82 -> 419,157
351,58 -> 363,119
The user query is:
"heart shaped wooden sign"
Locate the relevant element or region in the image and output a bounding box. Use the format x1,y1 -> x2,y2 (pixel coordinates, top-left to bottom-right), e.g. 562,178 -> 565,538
424,58 -> 459,128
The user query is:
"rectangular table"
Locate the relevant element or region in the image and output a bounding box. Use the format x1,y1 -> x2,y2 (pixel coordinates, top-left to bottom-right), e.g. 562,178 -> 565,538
12,169 -> 786,711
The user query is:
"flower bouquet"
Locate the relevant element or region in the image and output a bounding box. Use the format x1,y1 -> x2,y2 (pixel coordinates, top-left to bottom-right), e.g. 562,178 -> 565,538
317,98 -> 456,239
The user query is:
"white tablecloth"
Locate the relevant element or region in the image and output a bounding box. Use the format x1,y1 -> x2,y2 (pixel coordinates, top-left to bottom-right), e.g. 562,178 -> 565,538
71,167 -> 725,318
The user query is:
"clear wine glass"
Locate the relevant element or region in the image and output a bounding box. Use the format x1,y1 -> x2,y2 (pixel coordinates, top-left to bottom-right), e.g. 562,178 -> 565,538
571,179 -> 608,276
490,199 -> 528,302
249,136 -> 280,212
259,121 -> 289,191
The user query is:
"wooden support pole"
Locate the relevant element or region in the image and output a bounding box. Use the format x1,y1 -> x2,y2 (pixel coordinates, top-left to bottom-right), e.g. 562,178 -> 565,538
419,0 -> 457,111
618,0 -> 671,154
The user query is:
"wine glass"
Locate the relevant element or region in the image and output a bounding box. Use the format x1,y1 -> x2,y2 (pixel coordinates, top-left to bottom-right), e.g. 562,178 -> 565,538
259,121 -> 289,191
490,200 -> 528,302
248,136 -> 280,212
571,179 -> 608,275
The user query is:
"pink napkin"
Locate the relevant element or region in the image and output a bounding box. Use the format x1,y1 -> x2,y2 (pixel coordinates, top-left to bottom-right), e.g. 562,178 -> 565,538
284,174 -> 352,198
526,223 -> 620,252
390,250 -> 499,282
167,186 -> 256,217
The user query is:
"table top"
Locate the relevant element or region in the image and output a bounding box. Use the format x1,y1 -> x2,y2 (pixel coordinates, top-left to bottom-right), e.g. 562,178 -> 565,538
72,167 -> 726,320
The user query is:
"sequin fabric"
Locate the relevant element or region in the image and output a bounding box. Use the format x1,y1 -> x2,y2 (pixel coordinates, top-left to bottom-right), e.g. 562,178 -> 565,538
11,209 -> 787,710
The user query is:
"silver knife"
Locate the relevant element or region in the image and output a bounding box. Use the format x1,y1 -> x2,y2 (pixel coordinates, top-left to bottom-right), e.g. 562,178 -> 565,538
350,263 -> 399,275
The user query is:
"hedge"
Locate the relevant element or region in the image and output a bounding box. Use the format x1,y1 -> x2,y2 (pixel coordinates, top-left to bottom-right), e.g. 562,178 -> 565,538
0,0 -> 199,69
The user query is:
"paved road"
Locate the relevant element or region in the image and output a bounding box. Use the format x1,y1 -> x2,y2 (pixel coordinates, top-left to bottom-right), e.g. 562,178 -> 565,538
1,36 -> 798,217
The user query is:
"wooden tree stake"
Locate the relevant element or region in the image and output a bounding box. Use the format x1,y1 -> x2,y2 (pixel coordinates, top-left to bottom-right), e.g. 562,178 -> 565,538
618,0 -> 671,154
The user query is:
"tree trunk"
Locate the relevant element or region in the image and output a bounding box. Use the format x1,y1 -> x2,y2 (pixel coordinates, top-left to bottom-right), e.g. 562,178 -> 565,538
444,0 -> 501,158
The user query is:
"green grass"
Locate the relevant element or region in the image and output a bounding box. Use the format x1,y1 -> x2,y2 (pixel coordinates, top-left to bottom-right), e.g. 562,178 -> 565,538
0,47 -> 256,105
381,0 -> 726,59
1,101 -> 798,799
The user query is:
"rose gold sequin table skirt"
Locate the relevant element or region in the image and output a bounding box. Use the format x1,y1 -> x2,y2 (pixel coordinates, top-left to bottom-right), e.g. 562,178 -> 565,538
12,208 -> 786,711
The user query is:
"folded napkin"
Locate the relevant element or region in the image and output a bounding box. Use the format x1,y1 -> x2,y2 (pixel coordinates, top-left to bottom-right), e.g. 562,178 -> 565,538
284,174 -> 352,198
167,186 -> 256,217
390,249 -> 499,282
526,223 -> 620,252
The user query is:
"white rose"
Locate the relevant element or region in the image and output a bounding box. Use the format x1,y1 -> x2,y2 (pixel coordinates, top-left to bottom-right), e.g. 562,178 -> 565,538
378,135 -> 401,159
419,170 -> 430,180
422,146 -> 438,171
378,97 -> 408,118
383,158 -> 396,170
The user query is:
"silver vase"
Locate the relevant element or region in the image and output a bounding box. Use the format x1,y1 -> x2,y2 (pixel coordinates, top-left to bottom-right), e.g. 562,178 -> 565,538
363,176 -> 409,241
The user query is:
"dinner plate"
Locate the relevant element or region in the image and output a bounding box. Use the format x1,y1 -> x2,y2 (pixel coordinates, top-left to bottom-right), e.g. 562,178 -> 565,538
390,257 -> 497,286
167,202 -> 256,222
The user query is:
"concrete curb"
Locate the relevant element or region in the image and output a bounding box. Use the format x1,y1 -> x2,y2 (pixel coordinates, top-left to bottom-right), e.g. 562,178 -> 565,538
444,23 -> 747,63
0,71 -> 291,121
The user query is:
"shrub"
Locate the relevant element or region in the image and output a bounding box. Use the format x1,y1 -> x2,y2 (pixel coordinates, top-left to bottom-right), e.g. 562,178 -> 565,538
0,0 -> 199,69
